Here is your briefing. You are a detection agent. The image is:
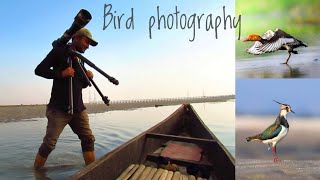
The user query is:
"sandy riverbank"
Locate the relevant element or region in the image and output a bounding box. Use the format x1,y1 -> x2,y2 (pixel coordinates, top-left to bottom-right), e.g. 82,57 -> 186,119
237,159 -> 320,180
0,96 -> 234,122
0,103 -> 168,123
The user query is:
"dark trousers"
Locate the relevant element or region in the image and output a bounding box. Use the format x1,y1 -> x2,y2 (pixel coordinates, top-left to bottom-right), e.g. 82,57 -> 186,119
38,108 -> 95,158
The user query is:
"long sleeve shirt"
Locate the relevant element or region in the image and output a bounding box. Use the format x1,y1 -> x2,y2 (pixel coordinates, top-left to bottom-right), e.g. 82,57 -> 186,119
35,45 -> 89,113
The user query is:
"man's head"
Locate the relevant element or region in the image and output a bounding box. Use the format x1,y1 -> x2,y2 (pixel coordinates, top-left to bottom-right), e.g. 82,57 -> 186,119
72,28 -> 98,53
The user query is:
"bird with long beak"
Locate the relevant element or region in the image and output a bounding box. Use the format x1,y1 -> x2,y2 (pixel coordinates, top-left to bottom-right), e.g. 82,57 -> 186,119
242,28 -> 307,64
246,100 -> 295,163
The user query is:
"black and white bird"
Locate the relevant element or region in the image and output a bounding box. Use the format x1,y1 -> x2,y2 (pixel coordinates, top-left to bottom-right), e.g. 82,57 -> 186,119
246,100 -> 295,162
242,28 -> 307,64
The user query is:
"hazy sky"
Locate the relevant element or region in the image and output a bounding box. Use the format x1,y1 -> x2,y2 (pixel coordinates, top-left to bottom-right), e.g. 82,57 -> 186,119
0,0 -> 236,105
236,79 -> 320,117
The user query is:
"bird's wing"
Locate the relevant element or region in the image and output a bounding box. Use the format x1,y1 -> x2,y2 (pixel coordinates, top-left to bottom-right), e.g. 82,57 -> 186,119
245,29 -> 295,55
246,29 -> 276,54
246,41 -> 264,55
254,29 -> 298,53
274,28 -> 294,39
260,123 -> 282,140
261,30 -> 275,40
258,37 -> 295,53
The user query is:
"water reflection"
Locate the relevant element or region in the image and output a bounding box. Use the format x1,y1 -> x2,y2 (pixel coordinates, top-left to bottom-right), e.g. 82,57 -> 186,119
282,64 -> 306,78
237,63 -> 307,78
255,64 -> 307,78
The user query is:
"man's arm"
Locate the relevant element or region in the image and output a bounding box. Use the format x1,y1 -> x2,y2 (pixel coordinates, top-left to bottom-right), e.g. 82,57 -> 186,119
35,48 -> 64,79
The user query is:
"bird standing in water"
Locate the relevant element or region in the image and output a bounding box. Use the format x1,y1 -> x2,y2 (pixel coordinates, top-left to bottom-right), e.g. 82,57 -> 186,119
246,100 -> 295,163
243,28 -> 307,64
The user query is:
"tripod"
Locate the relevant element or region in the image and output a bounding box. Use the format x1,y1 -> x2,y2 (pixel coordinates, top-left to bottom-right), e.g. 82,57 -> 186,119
49,9 -> 119,114
67,49 -> 119,114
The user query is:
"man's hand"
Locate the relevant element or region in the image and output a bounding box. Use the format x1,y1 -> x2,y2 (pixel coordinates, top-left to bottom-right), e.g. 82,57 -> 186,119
86,70 -> 94,78
61,67 -> 75,77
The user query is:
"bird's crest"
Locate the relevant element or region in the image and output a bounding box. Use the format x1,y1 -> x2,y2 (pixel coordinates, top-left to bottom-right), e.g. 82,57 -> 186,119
273,100 -> 295,114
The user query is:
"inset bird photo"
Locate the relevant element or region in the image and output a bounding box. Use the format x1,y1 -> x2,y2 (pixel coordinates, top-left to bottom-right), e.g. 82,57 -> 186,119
236,0 -> 320,78
236,79 -> 320,179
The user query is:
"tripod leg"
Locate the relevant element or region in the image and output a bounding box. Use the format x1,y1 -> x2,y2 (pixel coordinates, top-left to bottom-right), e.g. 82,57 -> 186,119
68,57 -> 74,115
75,57 -> 91,87
79,62 -> 110,106
89,78 -> 110,106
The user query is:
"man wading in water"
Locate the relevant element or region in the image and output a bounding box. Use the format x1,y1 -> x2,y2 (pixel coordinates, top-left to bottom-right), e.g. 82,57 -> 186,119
34,28 -> 98,169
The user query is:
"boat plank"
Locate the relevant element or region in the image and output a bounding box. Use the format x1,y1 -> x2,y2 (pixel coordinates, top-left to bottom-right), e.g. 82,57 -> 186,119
172,171 -> 181,180
145,167 -> 158,180
159,169 -> 168,180
116,164 -> 135,180
165,171 -> 174,180
146,133 -> 217,145
130,164 -> 145,180
151,168 -> 164,180
137,166 -> 152,180
122,164 -> 139,180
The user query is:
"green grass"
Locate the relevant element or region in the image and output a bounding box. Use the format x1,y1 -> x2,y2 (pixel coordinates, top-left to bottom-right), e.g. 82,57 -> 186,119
236,0 -> 320,59
236,0 -> 320,19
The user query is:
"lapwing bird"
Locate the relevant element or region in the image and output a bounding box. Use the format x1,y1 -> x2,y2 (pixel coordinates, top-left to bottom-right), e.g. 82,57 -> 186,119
246,100 -> 295,162
242,28 -> 307,64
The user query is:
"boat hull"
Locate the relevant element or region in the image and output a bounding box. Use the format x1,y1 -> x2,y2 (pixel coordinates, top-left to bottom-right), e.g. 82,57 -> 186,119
69,104 -> 234,180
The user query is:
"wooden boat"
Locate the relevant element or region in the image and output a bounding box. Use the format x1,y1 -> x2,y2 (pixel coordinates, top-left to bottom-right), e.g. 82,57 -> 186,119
69,104 -> 235,180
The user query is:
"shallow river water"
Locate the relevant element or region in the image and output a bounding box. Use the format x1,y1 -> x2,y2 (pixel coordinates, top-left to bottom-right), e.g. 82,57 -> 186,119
0,102 -> 235,180
236,44 -> 320,78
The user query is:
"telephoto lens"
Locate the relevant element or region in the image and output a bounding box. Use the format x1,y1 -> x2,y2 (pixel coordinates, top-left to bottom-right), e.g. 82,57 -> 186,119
52,9 -> 92,47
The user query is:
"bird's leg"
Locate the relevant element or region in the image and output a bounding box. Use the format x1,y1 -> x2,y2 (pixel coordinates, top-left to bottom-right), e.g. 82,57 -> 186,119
282,52 -> 291,64
272,146 -> 281,163
272,146 -> 276,159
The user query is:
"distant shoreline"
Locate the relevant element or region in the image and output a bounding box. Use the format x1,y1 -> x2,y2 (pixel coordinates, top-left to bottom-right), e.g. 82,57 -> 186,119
0,95 -> 234,122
